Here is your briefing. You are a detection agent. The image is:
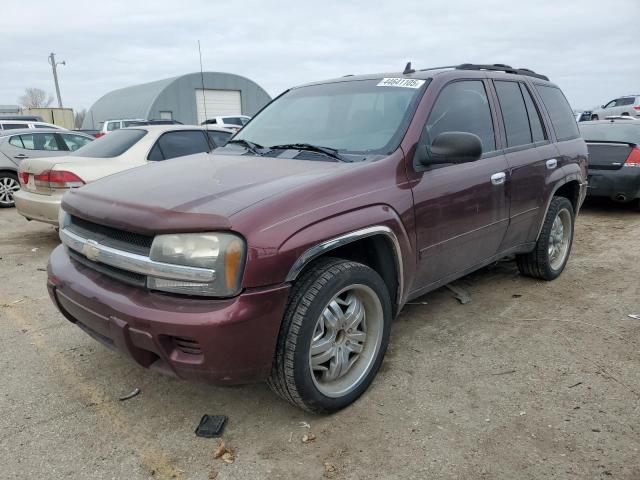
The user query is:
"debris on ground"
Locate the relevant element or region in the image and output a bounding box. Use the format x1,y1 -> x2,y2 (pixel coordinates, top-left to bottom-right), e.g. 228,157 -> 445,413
195,415 -> 228,438
445,283 -> 471,304
569,382 -> 583,388
299,421 -> 311,429
31,248 -> 38,252
302,433 -> 316,443
491,369 -> 517,376
37,267 -> 46,272
1,297 -> 25,308
212,440 -> 235,464
118,387 -> 141,401
628,314 -> 640,320
324,462 -> 337,477
208,470 -> 218,479
213,441 -> 226,459
512,294 -> 522,298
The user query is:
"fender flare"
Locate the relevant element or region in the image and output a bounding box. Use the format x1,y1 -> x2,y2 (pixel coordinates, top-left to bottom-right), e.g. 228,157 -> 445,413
535,170 -> 586,241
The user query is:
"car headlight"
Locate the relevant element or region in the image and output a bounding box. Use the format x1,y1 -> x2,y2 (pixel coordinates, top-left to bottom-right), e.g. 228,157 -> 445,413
147,232 -> 246,297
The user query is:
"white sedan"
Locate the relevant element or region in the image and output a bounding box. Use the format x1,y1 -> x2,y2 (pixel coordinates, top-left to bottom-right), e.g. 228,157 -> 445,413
14,125 -> 234,225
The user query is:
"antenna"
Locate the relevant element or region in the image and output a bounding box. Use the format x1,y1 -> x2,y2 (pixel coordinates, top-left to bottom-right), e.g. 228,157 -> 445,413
198,40 -> 208,122
403,62 -> 415,75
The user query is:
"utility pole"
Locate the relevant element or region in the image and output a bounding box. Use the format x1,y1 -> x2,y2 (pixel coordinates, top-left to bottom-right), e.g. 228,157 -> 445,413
48,52 -> 66,108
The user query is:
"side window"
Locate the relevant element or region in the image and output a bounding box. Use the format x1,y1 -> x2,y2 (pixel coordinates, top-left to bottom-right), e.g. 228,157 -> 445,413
16,134 -> 59,150
9,136 -> 25,148
520,84 -> 547,142
207,130 -> 232,147
425,80 -> 495,153
604,100 -> 617,108
535,85 -> 580,141
148,131 -> 211,161
62,134 -> 92,151
3,123 -> 27,130
618,97 -> 634,106
107,122 -> 120,131
494,81 -> 532,147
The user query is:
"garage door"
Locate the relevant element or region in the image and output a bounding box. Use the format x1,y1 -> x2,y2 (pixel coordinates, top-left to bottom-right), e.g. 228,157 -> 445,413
195,89 -> 242,124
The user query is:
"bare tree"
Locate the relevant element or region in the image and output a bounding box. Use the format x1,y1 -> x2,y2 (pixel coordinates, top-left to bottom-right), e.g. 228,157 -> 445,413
18,87 -> 54,109
74,109 -> 86,129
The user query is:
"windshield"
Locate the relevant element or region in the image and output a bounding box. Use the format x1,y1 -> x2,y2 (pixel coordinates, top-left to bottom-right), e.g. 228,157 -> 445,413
579,123 -> 640,144
231,78 -> 428,159
71,129 -> 147,158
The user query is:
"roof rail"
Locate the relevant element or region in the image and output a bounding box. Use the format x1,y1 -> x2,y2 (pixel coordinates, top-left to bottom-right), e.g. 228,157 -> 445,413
456,63 -> 549,81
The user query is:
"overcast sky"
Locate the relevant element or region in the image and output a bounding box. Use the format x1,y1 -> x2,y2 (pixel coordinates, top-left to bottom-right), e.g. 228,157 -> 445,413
1,0 -> 638,113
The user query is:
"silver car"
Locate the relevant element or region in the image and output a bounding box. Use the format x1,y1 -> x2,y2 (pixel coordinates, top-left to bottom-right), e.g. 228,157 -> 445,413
0,128 -> 93,207
590,95 -> 640,120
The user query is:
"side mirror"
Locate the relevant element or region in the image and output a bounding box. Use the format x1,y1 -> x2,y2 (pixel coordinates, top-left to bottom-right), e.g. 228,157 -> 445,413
416,131 -> 483,167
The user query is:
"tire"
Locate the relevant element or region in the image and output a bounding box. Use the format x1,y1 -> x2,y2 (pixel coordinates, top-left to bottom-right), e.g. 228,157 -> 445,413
591,114 -> 599,121
0,172 -> 20,208
517,197 -> 575,281
267,257 -> 392,413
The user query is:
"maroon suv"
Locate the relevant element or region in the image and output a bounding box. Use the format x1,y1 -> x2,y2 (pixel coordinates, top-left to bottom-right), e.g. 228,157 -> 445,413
48,63 -> 587,412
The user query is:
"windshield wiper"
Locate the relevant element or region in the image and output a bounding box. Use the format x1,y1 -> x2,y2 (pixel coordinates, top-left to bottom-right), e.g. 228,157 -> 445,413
226,138 -> 264,155
268,143 -> 350,162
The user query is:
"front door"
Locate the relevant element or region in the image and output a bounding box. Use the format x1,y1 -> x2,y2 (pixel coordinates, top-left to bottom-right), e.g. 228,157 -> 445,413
410,79 -> 509,291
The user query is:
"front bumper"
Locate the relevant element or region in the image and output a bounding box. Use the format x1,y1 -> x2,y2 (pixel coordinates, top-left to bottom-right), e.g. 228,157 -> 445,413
587,168 -> 640,201
47,245 -> 290,384
14,189 -> 62,225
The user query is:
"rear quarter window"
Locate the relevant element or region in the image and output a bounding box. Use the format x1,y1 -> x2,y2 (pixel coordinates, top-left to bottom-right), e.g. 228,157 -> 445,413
535,85 -> 580,141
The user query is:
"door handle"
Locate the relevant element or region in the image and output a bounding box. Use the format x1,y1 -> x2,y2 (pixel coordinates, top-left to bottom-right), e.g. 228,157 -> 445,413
14,154 -> 28,159
546,158 -> 557,170
490,172 -> 506,185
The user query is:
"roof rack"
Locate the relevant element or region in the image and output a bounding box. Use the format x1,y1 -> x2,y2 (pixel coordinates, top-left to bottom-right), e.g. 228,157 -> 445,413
456,63 -> 549,81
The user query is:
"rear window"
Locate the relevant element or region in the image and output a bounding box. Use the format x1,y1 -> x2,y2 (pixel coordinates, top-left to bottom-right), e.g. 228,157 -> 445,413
579,123 -> 640,144
221,117 -> 244,126
72,128 -> 147,158
535,85 -> 580,141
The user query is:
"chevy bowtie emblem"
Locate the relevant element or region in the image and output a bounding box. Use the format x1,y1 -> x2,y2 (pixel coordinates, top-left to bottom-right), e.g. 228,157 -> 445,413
82,239 -> 101,262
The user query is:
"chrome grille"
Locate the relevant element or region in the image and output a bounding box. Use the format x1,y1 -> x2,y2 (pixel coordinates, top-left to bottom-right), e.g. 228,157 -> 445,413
68,215 -> 153,255
68,249 -> 147,288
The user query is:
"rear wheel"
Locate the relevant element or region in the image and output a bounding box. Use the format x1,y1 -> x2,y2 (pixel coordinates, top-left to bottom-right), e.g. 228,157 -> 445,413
268,258 -> 391,413
0,172 -> 19,208
517,197 -> 574,280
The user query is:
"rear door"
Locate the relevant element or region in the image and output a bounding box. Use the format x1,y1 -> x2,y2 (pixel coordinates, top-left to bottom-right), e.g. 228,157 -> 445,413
411,79 -> 509,289
5,133 -> 67,161
491,80 -> 556,248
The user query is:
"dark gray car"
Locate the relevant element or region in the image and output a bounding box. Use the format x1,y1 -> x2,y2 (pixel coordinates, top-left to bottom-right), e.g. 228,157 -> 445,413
0,128 -> 93,207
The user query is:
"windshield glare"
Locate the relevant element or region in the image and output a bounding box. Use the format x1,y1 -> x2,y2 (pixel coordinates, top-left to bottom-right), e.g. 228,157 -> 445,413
71,129 -> 147,158
233,79 -> 428,158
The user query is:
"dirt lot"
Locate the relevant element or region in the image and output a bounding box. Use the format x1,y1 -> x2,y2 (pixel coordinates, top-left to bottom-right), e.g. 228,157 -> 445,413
1,200 -> 639,480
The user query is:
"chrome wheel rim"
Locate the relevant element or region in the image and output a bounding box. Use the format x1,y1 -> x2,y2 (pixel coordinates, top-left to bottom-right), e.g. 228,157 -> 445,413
308,284 -> 384,398
0,176 -> 20,206
548,208 -> 572,270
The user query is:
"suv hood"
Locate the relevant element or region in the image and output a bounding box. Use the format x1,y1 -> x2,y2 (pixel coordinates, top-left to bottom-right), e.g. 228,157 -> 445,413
62,152 -> 350,234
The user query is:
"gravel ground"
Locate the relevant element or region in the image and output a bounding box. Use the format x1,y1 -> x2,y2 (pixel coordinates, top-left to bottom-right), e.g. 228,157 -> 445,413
1,199 -> 639,480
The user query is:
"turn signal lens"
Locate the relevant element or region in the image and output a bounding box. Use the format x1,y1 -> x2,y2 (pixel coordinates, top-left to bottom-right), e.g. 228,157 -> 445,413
224,238 -> 244,291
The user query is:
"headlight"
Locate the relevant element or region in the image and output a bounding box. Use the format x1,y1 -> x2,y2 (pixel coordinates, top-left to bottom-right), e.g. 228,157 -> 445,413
147,232 -> 246,297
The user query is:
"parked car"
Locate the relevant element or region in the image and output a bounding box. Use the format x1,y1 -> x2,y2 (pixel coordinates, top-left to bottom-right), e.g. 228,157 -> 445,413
579,119 -> 640,208
590,95 -> 640,120
201,115 -> 251,132
575,110 -> 592,122
48,63 -> 587,412
15,125 -> 233,223
97,119 -> 147,137
0,129 -> 93,207
0,120 -> 65,131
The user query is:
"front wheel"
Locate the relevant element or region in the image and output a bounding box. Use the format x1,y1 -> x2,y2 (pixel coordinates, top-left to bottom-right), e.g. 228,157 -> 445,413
268,258 -> 391,413
0,172 -> 20,208
517,197 -> 575,280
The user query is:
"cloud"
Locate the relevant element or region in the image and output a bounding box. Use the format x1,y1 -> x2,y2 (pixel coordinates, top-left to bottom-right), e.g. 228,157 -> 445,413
1,0 -> 638,112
